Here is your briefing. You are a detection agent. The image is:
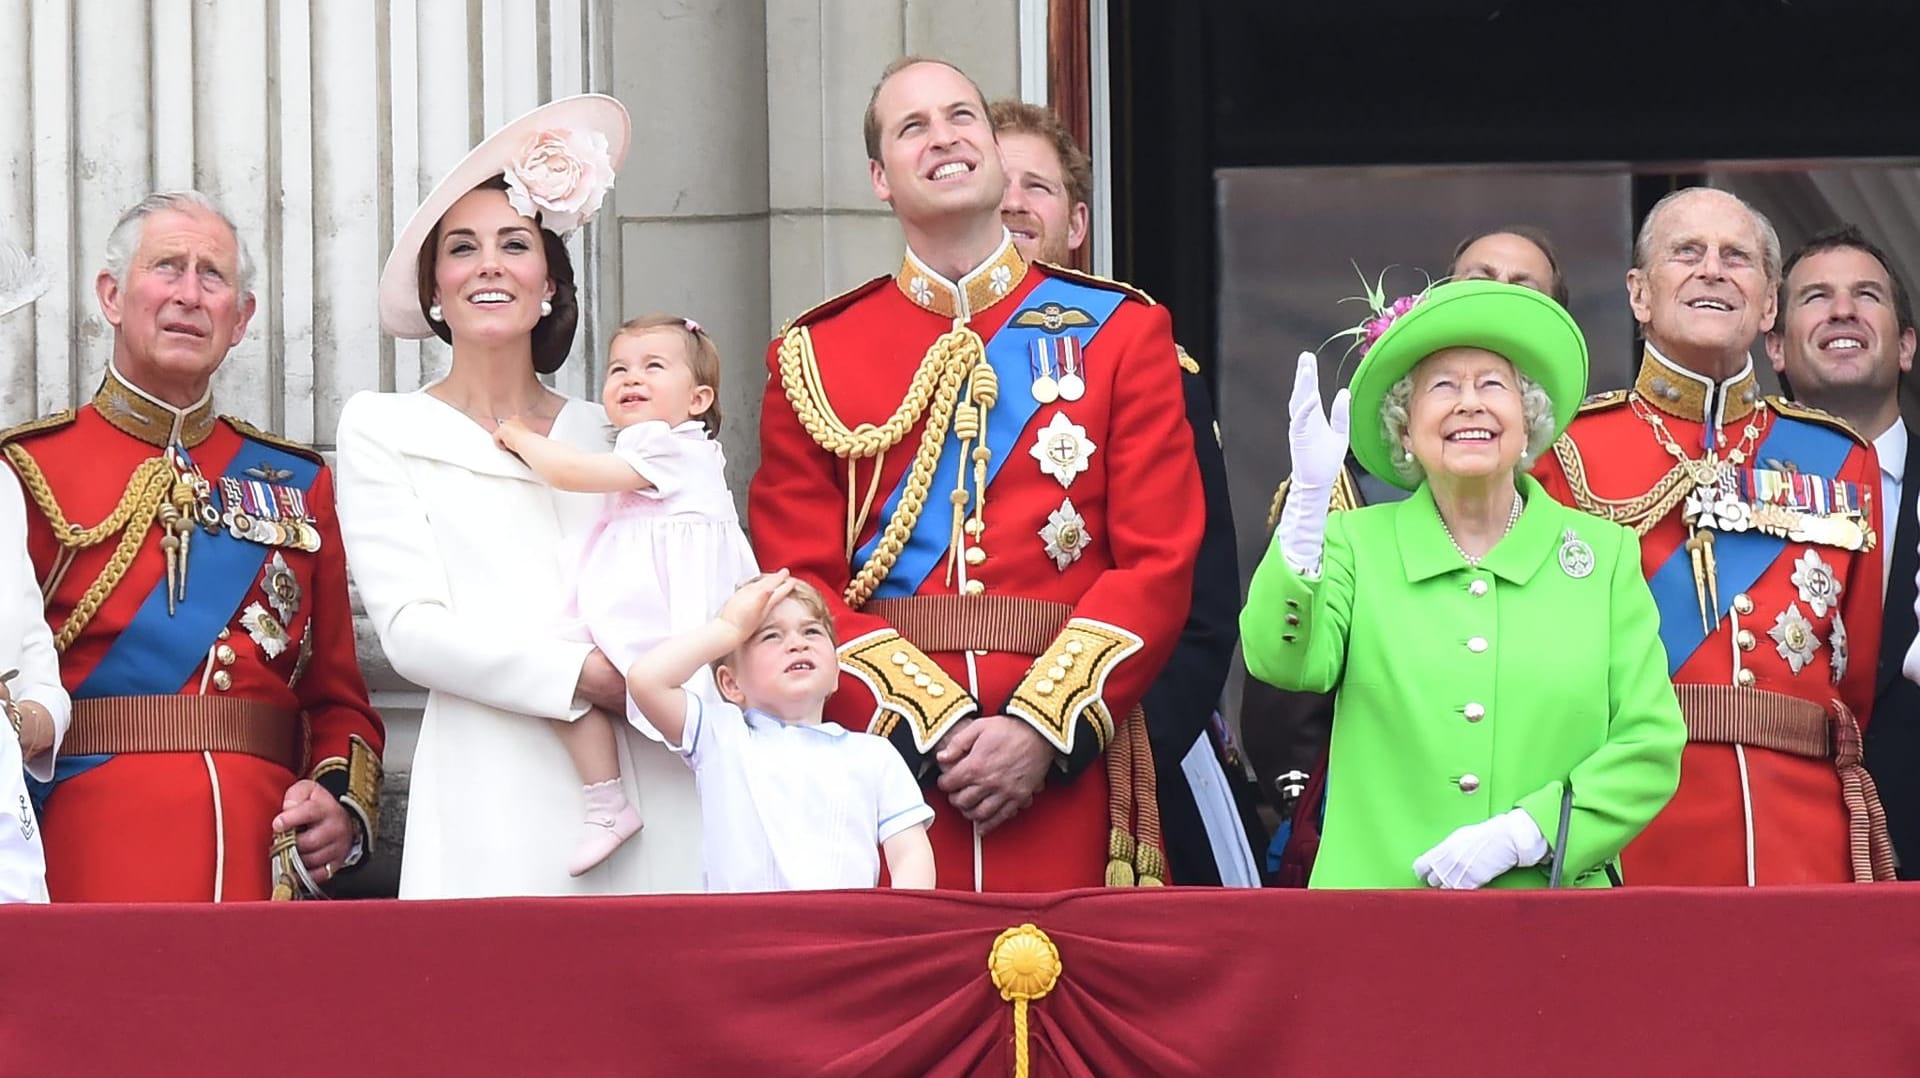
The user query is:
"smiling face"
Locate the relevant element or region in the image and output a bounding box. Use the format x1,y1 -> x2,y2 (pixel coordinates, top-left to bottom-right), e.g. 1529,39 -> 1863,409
715,596 -> 840,718
867,61 -> 1006,230
1628,190 -> 1777,369
1401,348 -> 1529,482
601,327 -> 715,430
998,130 -> 1087,265
430,186 -> 555,346
96,206 -> 256,405
1766,245 -> 1916,423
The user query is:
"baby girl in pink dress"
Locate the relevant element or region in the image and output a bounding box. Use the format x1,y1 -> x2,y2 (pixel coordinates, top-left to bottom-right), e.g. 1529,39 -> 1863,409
495,315 -> 758,875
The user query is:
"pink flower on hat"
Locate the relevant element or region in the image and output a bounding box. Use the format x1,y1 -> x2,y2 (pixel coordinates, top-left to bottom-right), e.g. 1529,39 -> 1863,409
503,128 -> 615,235
1325,265 -> 1433,362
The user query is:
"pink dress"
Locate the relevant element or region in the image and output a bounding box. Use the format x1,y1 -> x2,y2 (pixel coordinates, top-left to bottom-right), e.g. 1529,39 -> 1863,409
572,420 -> 760,732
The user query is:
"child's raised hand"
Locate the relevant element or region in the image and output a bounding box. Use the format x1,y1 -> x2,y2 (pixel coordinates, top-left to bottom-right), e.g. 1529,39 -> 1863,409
492,415 -> 530,451
716,569 -> 797,642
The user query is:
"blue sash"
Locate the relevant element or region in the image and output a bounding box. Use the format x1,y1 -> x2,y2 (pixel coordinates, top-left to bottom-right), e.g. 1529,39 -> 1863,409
856,277 -> 1126,599
1649,416 -> 1852,675
72,438 -> 319,699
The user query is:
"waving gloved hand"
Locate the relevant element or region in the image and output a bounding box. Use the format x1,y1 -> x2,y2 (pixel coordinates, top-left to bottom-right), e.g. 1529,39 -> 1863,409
1412,809 -> 1550,890
1275,352 -> 1351,575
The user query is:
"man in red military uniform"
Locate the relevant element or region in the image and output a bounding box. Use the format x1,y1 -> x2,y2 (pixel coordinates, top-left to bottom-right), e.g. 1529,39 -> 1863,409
3,191 -> 383,901
1535,187 -> 1892,884
749,57 -> 1202,891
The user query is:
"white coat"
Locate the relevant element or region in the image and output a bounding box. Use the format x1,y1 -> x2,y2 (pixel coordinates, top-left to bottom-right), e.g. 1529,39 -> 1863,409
0,467 -> 71,903
335,390 -> 701,897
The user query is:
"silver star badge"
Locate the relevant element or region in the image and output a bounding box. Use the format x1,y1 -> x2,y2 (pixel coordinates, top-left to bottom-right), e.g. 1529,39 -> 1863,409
1830,609 -> 1848,685
241,601 -> 290,660
1040,498 -> 1091,570
1029,412 -> 1096,489
909,276 -> 933,307
1789,549 -> 1841,617
1767,602 -> 1820,675
260,551 -> 302,624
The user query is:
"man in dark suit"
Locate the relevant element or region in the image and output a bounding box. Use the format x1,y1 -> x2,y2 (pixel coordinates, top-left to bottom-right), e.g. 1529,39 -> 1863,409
1766,224 -> 1919,878
991,98 -> 1259,884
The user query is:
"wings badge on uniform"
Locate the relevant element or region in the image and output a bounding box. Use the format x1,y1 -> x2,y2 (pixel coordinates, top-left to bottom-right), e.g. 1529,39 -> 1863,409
1013,302 -> 1097,334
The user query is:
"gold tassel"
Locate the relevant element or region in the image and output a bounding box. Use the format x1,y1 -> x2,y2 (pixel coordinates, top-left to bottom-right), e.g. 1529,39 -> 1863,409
988,924 -> 1062,1078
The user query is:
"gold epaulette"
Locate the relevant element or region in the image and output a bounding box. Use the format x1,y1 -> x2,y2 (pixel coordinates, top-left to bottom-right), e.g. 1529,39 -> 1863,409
1174,344 -> 1200,375
222,416 -> 324,464
1265,469 -> 1363,531
778,275 -> 891,335
1033,260 -> 1156,306
1766,395 -> 1871,446
1577,389 -> 1630,414
0,409 -> 76,447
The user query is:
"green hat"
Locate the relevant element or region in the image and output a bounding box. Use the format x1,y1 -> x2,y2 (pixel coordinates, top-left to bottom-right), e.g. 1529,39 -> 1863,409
1346,279 -> 1588,490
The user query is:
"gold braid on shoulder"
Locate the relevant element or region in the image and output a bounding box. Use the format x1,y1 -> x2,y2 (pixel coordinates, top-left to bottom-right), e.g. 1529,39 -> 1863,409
4,445 -> 174,650
1548,434 -> 1694,536
778,324 -> 985,608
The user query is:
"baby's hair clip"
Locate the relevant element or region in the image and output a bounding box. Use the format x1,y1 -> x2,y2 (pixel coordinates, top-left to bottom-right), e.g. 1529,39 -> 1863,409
683,318 -> 703,335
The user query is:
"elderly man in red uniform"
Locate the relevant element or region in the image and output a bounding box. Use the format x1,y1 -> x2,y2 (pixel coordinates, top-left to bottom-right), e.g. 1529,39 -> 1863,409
2,191 -> 383,901
750,57 -> 1202,891
1534,187 -> 1892,884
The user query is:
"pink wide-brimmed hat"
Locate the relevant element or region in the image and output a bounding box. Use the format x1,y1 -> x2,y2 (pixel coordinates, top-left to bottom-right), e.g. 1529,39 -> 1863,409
377,93 -> 631,339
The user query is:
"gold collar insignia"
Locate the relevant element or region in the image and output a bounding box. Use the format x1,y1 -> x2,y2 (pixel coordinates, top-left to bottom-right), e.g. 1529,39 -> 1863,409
894,232 -> 1028,321
92,363 -> 217,448
1632,345 -> 1761,426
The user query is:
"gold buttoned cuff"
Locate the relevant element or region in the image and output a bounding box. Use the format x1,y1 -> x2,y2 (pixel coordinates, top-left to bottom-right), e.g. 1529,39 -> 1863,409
1004,618 -> 1143,755
312,734 -> 385,856
838,629 -> 976,752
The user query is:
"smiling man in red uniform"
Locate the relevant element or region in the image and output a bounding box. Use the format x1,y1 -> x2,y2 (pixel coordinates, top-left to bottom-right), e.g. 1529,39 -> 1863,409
749,57 -> 1202,891
1535,187 -> 1891,884
2,191 -> 383,901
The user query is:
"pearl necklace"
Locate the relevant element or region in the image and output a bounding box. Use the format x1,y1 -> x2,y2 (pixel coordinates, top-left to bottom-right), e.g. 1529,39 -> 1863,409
1440,494 -> 1523,567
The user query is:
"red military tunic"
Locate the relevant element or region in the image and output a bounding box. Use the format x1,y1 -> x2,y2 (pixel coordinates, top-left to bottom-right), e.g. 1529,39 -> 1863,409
750,236 -> 1203,891
1535,347 -> 1890,884
2,367 -> 384,901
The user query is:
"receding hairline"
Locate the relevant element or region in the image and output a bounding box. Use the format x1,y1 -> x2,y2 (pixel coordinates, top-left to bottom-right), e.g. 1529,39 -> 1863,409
862,56 -> 991,161
1635,187 -> 1779,278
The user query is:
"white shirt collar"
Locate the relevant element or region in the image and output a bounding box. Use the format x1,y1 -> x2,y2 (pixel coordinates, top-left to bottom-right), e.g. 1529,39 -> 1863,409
1874,420 -> 1907,485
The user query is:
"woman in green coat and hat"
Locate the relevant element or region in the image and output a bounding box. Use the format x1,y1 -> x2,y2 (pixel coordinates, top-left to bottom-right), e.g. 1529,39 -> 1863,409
1241,279 -> 1685,889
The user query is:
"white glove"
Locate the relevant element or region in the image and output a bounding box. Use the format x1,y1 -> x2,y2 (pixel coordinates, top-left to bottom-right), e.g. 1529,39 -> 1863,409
1412,808 -> 1550,890
1275,352 -> 1351,575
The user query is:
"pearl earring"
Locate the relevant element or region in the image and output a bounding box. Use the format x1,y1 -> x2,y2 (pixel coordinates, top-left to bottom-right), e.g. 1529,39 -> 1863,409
1403,450 -> 1415,463
428,303 -> 443,322
540,299 -> 553,317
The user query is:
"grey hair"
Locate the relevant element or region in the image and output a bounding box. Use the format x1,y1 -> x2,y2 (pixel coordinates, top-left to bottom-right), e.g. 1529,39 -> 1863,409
101,190 -> 256,295
1380,368 -> 1558,486
1632,187 -> 1781,284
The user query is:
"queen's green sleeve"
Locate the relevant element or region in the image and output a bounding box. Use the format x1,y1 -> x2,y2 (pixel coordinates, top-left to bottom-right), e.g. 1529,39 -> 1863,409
1240,511 -> 1354,695
1513,526 -> 1686,879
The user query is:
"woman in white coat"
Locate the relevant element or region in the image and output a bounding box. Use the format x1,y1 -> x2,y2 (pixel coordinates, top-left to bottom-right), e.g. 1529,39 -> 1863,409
335,96 -> 700,897
1,241 -> 72,902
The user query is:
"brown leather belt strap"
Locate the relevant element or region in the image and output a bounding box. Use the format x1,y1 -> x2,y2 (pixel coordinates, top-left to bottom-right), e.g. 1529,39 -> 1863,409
63,696 -> 304,773
866,596 -> 1072,657
1673,684 -> 1828,758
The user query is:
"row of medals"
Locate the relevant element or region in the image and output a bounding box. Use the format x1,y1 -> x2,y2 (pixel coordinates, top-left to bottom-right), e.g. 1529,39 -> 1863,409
1680,458 -> 1873,553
